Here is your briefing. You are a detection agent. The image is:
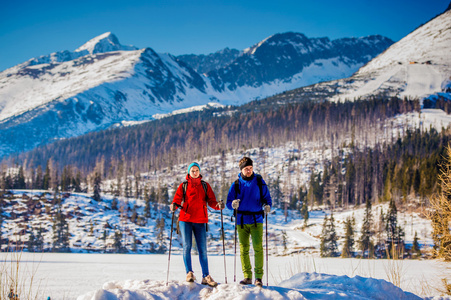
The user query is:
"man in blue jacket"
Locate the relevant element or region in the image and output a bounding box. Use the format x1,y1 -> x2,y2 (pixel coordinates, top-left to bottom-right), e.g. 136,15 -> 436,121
227,157 -> 272,287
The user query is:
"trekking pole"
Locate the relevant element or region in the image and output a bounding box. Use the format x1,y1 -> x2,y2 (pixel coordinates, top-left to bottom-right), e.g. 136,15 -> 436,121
234,208 -> 237,283
220,200 -> 227,283
166,210 -> 176,286
265,212 -> 269,287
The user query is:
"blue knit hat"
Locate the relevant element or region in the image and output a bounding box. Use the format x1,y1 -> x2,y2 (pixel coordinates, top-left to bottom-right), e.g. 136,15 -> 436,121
187,162 -> 201,174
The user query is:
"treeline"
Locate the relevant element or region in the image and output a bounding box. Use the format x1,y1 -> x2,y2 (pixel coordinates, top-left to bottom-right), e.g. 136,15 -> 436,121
292,127 -> 448,212
320,198 -> 421,259
302,127 -> 449,259
5,96 -> 419,179
0,190 -> 172,253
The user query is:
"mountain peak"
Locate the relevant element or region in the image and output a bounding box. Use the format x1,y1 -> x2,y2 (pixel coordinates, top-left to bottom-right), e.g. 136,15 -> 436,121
75,32 -> 137,54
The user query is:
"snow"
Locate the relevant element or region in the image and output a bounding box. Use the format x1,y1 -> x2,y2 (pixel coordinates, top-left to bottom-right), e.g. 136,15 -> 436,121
152,102 -> 225,119
330,10 -> 451,102
333,63 -> 446,102
205,57 -> 364,106
4,252 -> 448,300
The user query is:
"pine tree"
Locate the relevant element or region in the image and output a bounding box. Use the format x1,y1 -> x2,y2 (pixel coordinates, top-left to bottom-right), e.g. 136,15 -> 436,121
156,217 -> 167,253
73,171 -> 82,193
15,166 -> 26,189
92,171 -> 102,202
113,228 -> 123,253
359,200 -> 374,258
428,145 -> 451,261
111,197 -> 118,210
27,227 -> 36,252
43,160 -> 51,190
341,216 -> 355,258
374,208 -> 386,258
52,208 -> 70,252
34,165 -> 43,189
35,226 -> 44,252
411,231 -> 421,259
320,213 -> 338,257
386,198 -> 405,258
300,200 -> 309,228
159,186 -> 169,205
102,229 -> 108,252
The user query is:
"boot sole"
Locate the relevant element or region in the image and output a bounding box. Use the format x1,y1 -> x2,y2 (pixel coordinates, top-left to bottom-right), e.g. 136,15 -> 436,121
202,282 -> 218,287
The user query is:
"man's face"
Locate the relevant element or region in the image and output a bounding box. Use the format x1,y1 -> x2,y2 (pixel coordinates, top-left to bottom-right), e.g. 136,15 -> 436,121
241,165 -> 253,177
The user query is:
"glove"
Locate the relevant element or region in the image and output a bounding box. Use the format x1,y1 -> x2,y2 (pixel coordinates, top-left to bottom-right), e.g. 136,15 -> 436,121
217,200 -> 225,209
169,203 -> 177,212
232,199 -> 240,209
264,205 -> 271,214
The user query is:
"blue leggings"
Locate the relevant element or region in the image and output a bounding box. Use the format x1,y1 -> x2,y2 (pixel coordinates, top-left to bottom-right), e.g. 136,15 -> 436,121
179,221 -> 209,278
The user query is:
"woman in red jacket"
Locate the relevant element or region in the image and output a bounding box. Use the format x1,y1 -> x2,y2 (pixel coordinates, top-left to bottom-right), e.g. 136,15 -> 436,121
170,162 -> 224,287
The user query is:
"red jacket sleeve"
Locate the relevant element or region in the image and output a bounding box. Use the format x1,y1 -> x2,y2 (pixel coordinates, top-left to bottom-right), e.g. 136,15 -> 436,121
206,182 -> 219,210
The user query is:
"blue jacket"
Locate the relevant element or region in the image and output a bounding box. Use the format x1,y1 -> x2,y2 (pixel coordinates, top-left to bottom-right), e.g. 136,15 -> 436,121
227,173 -> 272,225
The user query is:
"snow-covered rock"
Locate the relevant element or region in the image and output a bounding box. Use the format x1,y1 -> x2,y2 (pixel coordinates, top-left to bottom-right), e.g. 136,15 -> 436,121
76,272 -> 422,300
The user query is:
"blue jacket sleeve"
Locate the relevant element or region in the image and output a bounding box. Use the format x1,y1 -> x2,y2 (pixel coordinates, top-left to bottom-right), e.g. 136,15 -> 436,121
226,182 -> 237,211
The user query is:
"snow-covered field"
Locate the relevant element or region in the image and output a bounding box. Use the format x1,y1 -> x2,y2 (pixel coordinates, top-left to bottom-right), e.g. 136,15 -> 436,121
3,252 -> 449,299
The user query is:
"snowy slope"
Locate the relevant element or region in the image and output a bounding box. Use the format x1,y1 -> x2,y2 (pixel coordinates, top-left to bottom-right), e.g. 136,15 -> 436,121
331,9 -> 451,101
77,274 -> 422,300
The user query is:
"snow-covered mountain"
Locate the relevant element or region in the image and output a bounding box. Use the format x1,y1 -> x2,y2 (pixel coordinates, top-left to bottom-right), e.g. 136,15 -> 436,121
177,47 -> 241,74
329,9 -> 451,102
0,31 -> 391,157
206,33 -> 393,93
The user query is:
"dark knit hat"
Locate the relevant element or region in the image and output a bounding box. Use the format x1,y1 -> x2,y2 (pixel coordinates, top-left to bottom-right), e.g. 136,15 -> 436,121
239,157 -> 253,170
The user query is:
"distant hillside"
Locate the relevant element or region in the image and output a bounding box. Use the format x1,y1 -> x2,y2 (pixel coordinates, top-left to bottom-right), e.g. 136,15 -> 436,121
6,96 -> 418,176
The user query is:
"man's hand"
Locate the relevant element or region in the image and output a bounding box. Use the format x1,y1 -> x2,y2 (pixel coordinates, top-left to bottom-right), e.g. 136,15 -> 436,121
264,205 -> 271,214
169,203 -> 177,212
232,199 -> 240,209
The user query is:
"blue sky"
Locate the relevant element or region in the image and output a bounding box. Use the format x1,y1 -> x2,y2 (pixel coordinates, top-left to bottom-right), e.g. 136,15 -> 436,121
0,0 -> 448,71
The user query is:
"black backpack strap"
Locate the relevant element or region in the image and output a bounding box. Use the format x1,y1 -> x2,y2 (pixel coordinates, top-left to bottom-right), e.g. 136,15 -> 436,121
176,181 -> 188,235
256,174 -> 266,205
181,181 -> 188,207
201,180 -> 210,232
234,179 -> 240,199
201,180 -> 209,203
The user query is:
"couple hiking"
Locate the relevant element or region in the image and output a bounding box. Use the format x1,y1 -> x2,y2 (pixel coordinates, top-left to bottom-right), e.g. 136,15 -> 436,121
169,157 -> 272,287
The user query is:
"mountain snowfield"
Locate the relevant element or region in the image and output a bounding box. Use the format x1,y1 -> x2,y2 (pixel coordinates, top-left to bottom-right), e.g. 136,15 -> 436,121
330,9 -> 451,102
0,31 -> 392,157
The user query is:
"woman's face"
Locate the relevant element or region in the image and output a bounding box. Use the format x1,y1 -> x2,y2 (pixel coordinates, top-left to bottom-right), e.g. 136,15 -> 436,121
189,166 -> 200,178
241,165 -> 253,177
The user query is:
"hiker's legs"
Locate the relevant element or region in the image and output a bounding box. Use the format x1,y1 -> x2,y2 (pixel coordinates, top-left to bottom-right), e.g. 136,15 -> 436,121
193,222 -> 209,278
179,221 -> 193,274
238,224 -> 252,279
250,223 -> 264,279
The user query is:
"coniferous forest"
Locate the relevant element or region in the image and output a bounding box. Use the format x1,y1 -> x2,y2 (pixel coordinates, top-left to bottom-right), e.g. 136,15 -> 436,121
0,94 -> 449,259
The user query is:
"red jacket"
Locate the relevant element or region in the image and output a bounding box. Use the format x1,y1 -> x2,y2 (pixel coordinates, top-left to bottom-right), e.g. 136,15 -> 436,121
172,175 -> 219,223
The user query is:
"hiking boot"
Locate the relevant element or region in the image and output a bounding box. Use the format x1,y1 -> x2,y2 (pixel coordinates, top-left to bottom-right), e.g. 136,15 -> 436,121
255,278 -> 263,287
186,271 -> 196,282
239,278 -> 252,285
201,275 -> 218,287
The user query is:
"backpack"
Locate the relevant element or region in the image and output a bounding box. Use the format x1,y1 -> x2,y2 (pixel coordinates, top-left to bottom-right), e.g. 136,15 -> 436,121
233,174 -> 267,228
176,180 -> 209,234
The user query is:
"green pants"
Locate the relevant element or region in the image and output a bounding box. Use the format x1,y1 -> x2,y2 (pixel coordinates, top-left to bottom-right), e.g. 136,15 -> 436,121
237,223 -> 264,279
